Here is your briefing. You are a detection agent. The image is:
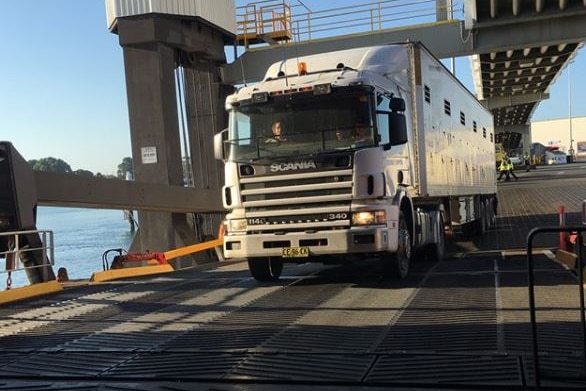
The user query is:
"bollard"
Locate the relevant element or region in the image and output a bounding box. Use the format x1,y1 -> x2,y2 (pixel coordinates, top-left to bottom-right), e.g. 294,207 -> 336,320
560,205 -> 567,251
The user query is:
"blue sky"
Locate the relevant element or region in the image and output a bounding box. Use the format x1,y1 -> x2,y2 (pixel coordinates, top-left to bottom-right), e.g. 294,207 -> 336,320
1,0 -> 584,174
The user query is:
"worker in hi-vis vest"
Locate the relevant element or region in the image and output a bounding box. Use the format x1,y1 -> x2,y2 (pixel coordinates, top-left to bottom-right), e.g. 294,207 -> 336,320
497,158 -> 509,181
524,151 -> 531,172
506,158 -> 518,181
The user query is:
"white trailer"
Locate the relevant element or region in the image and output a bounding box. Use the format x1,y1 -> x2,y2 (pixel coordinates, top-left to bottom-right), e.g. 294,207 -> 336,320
215,42 -> 497,281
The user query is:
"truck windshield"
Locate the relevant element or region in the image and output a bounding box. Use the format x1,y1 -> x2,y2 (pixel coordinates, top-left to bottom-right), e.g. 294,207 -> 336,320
227,88 -> 375,162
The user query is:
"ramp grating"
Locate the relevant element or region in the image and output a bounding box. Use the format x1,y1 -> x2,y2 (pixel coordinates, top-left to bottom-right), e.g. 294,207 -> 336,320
0,352 -> 135,377
536,355 -> 586,385
105,352 -> 248,379
228,353 -> 374,382
433,257 -> 495,273
162,282 -> 345,351
261,325 -> 383,352
366,354 -> 524,386
0,383 -> 144,390
376,273 -> 498,353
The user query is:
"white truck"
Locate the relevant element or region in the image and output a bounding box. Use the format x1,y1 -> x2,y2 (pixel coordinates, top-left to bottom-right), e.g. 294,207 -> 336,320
215,42 -> 497,281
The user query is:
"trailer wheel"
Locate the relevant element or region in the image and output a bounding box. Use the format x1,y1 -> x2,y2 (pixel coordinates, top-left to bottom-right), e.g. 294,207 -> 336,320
384,211 -> 411,278
248,257 -> 283,281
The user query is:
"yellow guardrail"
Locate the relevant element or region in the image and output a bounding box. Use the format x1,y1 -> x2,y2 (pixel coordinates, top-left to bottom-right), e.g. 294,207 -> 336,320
0,280 -> 62,305
164,238 -> 223,261
90,264 -> 174,283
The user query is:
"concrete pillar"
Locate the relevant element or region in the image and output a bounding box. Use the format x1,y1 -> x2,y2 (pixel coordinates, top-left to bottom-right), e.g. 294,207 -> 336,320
116,15 -> 229,266
182,57 -> 234,238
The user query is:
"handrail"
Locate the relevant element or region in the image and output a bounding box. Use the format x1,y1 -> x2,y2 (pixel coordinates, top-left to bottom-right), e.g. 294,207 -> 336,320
236,0 -> 461,47
1,229 -> 55,289
527,226 -> 586,390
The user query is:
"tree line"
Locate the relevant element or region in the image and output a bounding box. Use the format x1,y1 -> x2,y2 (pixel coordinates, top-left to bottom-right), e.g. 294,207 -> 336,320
28,157 -> 133,179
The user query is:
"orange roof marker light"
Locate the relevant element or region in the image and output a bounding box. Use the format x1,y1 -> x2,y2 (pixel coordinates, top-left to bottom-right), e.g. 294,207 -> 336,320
298,62 -> 307,75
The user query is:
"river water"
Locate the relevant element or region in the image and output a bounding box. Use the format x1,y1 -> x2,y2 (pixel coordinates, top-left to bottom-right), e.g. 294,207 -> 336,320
1,207 -> 134,289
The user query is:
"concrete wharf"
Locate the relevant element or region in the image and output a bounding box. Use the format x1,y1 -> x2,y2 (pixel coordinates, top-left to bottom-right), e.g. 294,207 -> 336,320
1,164 -> 586,390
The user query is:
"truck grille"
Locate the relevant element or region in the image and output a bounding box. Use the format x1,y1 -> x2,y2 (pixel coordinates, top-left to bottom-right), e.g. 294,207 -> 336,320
240,169 -> 353,233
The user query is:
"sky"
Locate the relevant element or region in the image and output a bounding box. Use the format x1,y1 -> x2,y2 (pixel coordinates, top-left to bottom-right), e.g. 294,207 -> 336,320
1,0 -> 585,175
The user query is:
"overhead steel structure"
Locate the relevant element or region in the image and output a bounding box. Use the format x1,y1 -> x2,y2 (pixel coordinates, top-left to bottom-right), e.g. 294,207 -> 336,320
222,0 -> 586,152
468,0 -> 585,153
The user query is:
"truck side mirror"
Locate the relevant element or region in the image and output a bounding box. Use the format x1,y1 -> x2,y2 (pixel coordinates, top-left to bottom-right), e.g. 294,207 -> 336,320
389,97 -> 406,111
214,129 -> 228,160
389,112 -> 408,145
389,98 -> 407,145
389,97 -> 407,146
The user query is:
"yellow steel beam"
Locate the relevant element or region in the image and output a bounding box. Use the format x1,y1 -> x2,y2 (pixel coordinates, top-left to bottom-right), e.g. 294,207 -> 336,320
164,238 -> 223,261
90,264 -> 174,282
91,237 -> 222,283
0,280 -> 63,305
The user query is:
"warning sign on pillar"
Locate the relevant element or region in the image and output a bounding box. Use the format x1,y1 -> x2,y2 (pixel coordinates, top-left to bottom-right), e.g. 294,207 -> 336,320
141,146 -> 158,164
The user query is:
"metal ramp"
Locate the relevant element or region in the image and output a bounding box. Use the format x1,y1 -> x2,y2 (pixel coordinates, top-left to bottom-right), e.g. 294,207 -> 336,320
0,250 -> 585,389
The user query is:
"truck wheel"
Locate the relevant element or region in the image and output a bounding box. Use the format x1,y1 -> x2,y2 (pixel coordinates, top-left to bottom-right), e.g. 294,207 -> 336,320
248,257 -> 283,281
384,211 -> 411,278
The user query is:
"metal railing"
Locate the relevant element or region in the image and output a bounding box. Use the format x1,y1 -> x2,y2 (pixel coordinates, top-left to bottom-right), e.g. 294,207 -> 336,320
237,1 -> 294,45
527,226 -> 586,390
0,229 -> 55,290
236,0 -> 462,47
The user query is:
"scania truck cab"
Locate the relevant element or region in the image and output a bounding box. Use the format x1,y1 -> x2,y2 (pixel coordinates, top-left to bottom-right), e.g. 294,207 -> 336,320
215,43 -> 496,281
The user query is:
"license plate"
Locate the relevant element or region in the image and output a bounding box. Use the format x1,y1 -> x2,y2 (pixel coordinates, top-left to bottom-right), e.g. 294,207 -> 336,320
281,247 -> 309,258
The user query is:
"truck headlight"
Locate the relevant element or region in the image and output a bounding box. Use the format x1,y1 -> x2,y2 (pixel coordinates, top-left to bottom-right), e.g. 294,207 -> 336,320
351,210 -> 386,226
228,219 -> 247,232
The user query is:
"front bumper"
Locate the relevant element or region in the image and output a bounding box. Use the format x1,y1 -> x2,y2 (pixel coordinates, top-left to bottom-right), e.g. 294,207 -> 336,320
223,226 -> 398,259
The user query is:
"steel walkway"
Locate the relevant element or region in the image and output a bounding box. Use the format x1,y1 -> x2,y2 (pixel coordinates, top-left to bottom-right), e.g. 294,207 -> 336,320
1,165 -> 586,390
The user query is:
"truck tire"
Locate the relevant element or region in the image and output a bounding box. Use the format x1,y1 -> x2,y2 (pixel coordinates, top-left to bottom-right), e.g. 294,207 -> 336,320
248,257 -> 283,281
383,211 -> 411,278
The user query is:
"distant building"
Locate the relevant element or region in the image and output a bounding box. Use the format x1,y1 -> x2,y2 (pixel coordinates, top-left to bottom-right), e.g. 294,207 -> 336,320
531,116 -> 586,157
